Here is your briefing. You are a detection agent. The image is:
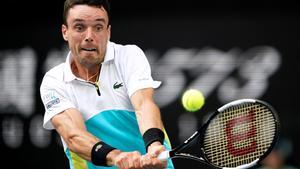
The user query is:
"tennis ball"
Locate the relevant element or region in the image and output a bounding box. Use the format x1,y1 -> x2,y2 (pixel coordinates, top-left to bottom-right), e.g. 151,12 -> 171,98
181,89 -> 205,112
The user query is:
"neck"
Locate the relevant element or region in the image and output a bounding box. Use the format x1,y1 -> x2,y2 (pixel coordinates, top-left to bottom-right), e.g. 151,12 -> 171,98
71,61 -> 100,83
86,71 -> 99,82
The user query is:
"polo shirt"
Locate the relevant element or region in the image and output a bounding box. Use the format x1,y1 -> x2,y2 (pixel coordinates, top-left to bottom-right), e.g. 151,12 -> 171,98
40,41 -> 174,169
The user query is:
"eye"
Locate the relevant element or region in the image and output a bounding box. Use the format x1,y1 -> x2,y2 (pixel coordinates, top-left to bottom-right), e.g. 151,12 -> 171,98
74,24 -> 84,32
95,25 -> 104,31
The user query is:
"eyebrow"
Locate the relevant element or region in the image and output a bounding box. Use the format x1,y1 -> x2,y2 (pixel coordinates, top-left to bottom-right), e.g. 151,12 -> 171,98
72,18 -> 107,23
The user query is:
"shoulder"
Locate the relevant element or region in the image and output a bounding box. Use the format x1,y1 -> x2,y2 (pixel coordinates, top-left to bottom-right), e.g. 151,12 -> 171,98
111,41 -> 143,52
110,42 -> 145,61
109,42 -> 149,71
110,42 -> 150,70
43,63 -> 65,80
40,63 -> 66,89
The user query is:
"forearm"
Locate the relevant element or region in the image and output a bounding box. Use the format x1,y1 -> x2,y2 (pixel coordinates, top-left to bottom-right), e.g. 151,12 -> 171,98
131,88 -> 166,151
52,111 -> 99,161
65,130 -> 99,160
136,101 -> 168,168
52,108 -> 134,167
135,99 -> 164,134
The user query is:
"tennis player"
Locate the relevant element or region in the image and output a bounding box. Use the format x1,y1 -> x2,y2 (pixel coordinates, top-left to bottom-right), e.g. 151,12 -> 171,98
40,0 -> 174,168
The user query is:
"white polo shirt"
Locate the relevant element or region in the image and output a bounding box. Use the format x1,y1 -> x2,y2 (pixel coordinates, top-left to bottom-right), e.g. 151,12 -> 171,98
40,42 -> 173,169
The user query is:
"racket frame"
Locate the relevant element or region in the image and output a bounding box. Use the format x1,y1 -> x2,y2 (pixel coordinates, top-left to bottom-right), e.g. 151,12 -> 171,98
162,99 -> 280,169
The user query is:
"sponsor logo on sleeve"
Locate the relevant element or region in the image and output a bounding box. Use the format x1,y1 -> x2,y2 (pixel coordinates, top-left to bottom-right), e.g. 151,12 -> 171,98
43,90 -> 61,110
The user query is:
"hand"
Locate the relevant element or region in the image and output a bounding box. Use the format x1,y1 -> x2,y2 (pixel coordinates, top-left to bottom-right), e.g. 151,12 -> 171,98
141,141 -> 167,169
107,150 -> 143,169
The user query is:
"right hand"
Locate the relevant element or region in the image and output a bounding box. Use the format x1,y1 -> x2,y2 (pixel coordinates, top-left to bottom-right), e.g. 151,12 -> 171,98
141,142 -> 167,169
107,150 -> 143,169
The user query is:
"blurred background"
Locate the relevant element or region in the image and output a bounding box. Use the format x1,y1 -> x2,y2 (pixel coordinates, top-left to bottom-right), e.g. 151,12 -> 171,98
0,0 -> 299,168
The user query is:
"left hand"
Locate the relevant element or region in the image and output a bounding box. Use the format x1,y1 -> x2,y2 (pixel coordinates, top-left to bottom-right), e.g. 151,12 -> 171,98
141,141 -> 167,169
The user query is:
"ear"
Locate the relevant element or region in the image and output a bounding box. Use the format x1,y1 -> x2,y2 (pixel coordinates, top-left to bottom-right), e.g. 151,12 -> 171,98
107,25 -> 111,40
61,24 -> 68,41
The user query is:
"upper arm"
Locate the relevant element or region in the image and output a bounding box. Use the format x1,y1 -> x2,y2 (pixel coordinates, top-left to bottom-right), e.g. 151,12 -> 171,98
40,72 -> 75,130
118,45 -> 159,97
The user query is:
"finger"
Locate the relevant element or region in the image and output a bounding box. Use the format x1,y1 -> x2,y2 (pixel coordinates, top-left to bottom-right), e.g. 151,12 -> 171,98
133,156 -> 141,168
148,154 -> 168,169
131,151 -> 142,168
114,159 -> 122,168
149,145 -> 166,156
134,161 -> 141,169
121,161 -> 128,169
119,158 -> 129,169
141,154 -> 152,167
127,158 -> 134,169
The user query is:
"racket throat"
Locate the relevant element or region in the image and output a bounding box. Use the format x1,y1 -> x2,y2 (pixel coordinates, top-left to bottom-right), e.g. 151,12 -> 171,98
157,151 -> 170,161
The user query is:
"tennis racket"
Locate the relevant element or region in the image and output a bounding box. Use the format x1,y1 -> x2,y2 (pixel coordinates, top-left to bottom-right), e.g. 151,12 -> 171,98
158,99 -> 280,169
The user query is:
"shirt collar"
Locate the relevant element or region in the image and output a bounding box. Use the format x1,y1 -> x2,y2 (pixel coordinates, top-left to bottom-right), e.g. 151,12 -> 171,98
63,52 -> 76,82
103,41 -> 115,63
63,41 -> 115,82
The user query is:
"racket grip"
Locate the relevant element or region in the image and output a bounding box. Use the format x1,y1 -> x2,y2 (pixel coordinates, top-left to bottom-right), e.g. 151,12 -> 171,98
157,151 -> 170,161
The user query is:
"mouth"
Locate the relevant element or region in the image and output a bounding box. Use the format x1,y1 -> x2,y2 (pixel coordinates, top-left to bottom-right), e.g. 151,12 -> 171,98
81,47 -> 97,52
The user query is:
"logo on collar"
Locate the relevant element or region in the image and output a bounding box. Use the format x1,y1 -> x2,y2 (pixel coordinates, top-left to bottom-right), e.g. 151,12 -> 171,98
113,82 -> 123,89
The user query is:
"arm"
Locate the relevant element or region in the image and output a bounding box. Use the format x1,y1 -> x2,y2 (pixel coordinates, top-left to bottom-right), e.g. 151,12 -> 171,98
131,88 -> 164,134
41,73 -> 142,168
51,108 -> 101,160
131,88 -> 167,168
51,108 -> 142,168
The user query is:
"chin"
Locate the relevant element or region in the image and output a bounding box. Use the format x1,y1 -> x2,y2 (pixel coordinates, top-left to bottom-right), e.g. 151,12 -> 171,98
81,57 -> 101,67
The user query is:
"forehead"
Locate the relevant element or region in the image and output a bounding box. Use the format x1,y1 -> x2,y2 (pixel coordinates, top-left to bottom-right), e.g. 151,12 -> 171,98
67,5 -> 109,24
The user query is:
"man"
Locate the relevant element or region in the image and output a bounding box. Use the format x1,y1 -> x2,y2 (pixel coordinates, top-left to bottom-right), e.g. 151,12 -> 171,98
40,0 -> 174,168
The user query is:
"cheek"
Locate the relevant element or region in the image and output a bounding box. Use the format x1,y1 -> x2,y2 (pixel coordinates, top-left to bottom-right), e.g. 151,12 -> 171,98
98,33 -> 109,44
99,37 -> 109,49
68,34 -> 83,46
71,33 -> 83,41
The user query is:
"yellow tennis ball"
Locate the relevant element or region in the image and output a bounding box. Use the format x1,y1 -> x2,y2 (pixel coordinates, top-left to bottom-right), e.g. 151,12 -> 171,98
181,89 -> 205,112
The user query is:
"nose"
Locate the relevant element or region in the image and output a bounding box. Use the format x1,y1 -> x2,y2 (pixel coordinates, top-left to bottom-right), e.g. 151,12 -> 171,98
85,28 -> 94,42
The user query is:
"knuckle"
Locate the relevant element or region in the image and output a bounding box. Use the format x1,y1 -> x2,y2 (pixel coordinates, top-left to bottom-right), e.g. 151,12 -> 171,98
133,151 -> 141,155
115,160 -> 122,167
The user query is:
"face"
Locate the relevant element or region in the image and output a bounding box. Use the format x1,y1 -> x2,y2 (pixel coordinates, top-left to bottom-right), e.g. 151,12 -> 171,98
62,5 -> 111,68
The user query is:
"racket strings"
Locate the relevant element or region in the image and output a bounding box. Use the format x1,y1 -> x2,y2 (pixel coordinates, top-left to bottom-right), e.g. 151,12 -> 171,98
203,103 -> 276,168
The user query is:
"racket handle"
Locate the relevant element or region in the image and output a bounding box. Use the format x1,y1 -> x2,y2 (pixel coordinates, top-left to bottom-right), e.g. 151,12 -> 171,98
157,151 -> 170,161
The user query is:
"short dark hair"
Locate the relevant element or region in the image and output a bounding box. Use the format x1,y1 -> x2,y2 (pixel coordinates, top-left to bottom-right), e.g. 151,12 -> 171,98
63,0 -> 110,26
